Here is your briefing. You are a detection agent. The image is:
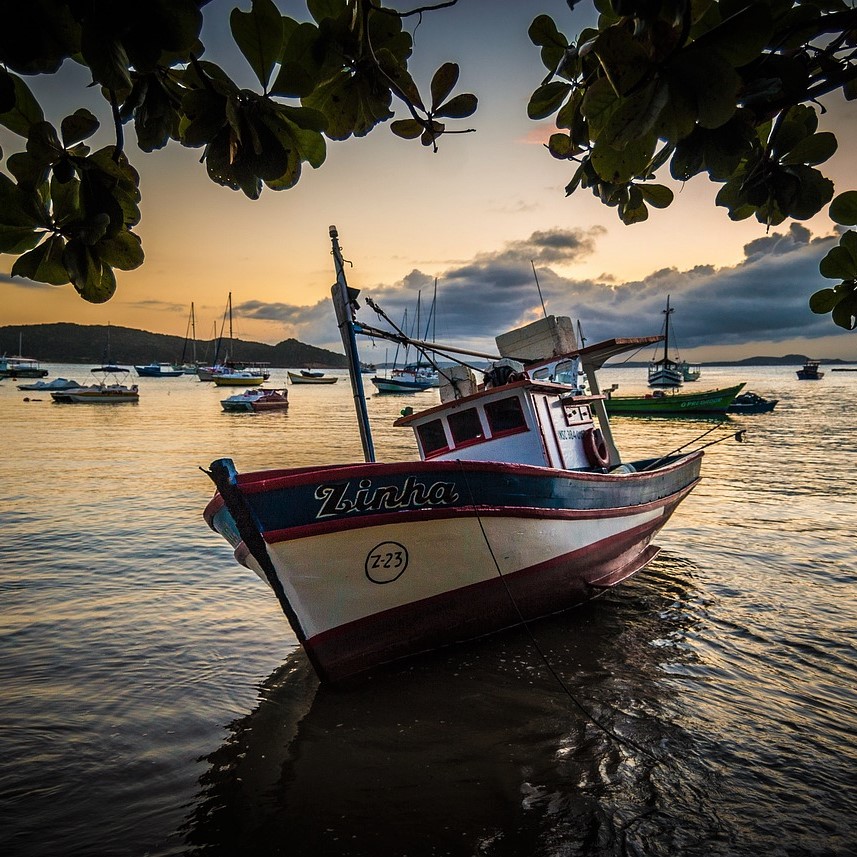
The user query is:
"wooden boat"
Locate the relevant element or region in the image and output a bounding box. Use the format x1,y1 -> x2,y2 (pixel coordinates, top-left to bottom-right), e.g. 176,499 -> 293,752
647,296 -> 684,389
50,366 -> 139,404
134,362 -> 184,377
796,360 -> 824,380
221,388 -> 289,412
202,227 -> 706,684
726,391 -> 777,414
605,383 -> 744,415
288,370 -> 338,385
371,369 -> 434,393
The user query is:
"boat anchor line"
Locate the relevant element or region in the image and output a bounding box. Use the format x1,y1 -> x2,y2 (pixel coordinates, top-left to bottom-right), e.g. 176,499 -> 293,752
455,460 -> 661,764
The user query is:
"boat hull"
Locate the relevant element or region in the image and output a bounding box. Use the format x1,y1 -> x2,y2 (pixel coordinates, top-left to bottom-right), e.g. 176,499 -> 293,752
288,372 -> 337,384
605,383 -> 745,415
371,376 -> 434,393
51,389 -> 139,403
204,454 -> 702,682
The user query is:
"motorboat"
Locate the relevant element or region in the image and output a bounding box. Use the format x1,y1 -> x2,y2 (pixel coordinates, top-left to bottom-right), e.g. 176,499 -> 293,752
796,360 -> 824,380
0,355 -> 48,379
50,366 -> 139,404
726,392 -> 778,414
213,370 -> 266,387
202,227 -> 707,684
221,388 -> 289,412
604,383 -> 746,415
17,378 -> 81,391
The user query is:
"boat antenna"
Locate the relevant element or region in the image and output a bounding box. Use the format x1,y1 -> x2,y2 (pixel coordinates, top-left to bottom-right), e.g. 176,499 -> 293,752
531,260 -> 548,318
329,225 -> 375,462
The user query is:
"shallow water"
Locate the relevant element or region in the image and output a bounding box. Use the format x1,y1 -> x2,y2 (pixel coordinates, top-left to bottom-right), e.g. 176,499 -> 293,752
1,364 -> 855,856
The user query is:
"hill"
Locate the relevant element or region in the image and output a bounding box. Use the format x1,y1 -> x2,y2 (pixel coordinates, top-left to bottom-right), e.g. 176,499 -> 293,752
0,324 -> 348,368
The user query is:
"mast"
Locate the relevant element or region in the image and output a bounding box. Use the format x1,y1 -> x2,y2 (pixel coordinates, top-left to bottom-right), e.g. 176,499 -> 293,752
191,302 -> 197,364
663,294 -> 673,366
329,226 -> 375,462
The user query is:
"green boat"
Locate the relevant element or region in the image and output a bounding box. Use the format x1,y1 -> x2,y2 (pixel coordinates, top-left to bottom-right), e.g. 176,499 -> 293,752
604,382 -> 746,415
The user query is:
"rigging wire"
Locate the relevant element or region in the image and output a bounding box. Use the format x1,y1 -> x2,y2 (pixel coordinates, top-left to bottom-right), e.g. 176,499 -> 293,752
457,463 -> 663,764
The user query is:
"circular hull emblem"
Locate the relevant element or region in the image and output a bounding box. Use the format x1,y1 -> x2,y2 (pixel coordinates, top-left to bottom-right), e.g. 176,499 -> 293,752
365,542 -> 408,583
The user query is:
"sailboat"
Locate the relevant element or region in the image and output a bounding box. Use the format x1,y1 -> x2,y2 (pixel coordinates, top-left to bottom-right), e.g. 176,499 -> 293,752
202,226 -> 708,684
647,296 -> 684,388
197,293 -> 269,383
0,333 -> 49,379
176,303 -> 199,374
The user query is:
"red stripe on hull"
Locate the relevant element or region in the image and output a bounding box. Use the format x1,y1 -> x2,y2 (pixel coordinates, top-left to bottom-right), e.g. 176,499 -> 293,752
303,501 -> 680,682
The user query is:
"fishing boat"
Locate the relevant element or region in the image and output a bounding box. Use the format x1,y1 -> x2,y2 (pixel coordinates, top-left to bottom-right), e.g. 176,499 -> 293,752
134,362 -> 184,378
50,366 -> 139,404
679,360 -> 701,382
202,227 -> 712,684
796,360 -> 824,380
221,388 -> 289,412
604,383 -> 745,415
647,296 -> 686,388
726,391 -> 777,414
288,370 -> 338,385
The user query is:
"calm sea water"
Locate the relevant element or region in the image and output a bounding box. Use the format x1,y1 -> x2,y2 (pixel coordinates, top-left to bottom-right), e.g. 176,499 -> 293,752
1,363 -> 855,857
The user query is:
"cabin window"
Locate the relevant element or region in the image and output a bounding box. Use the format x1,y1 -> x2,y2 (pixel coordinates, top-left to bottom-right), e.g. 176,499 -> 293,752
484,396 -> 527,435
448,408 -> 484,445
554,360 -> 578,385
416,419 -> 448,455
532,367 -> 550,381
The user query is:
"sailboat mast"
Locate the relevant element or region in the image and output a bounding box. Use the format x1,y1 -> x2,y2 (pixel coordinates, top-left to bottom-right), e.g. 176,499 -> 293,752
329,226 -> 375,463
663,295 -> 673,365
191,302 -> 197,364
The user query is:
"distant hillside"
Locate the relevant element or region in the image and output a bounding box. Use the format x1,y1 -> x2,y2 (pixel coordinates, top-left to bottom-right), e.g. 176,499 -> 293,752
0,324 -> 348,368
618,353 -> 849,368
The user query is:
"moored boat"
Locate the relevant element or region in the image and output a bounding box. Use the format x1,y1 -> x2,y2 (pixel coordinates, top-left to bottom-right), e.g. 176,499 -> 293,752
221,388 -> 289,412
17,377 -> 81,391
213,370 -> 266,387
288,370 -> 338,385
0,355 -> 49,379
796,360 -> 824,380
50,366 -> 139,404
134,362 -> 185,378
605,383 -> 745,415
679,360 -> 701,382
202,227 -> 710,684
727,391 -> 778,414
647,296 -> 685,389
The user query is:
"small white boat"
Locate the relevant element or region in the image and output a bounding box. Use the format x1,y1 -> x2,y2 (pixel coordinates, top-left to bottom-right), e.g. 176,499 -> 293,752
202,227 -> 706,684
679,360 -> 701,382
221,388 -> 289,412
0,355 -> 48,379
288,370 -> 338,385
51,366 -> 139,404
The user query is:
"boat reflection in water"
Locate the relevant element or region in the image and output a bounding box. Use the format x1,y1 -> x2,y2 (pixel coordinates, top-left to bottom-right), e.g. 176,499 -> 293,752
182,559 -> 728,857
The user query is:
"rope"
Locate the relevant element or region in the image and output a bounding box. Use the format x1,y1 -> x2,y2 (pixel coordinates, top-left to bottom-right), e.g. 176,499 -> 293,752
457,463 -> 661,763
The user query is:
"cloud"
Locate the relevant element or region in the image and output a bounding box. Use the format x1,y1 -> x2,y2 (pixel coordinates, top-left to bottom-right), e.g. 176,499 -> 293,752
227,225 -> 848,355
0,272 -> 52,289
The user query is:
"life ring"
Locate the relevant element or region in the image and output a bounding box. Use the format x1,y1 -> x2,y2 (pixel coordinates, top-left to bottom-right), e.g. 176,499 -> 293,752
582,427 -> 610,468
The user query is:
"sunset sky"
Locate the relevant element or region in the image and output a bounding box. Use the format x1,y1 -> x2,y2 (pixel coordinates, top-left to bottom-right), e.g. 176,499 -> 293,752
2,0 -> 856,362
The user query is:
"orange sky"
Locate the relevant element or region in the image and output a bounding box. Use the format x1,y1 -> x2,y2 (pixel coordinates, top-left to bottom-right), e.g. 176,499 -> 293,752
2,0 -> 855,361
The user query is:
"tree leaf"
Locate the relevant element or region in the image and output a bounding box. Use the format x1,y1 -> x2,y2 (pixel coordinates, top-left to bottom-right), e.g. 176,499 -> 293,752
591,132 -> 656,184
638,183 -> 674,208
528,82 -> 571,120
0,224 -> 45,254
781,131 -> 837,166
809,288 -> 840,314
11,235 -> 68,285
230,0 -> 284,90
672,48 -> 740,129
63,239 -> 117,303
831,291 -> 857,330
0,72 -> 45,137
839,230 -> 857,267
61,109 -> 100,148
829,191 -> 857,225
591,25 -> 652,97
390,119 -> 424,140
97,230 -> 144,271
691,3 -> 773,67
434,93 -> 477,120
430,63 -> 460,112
819,245 -> 857,280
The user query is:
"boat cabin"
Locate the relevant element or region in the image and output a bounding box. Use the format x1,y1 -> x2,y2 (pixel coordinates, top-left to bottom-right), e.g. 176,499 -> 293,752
392,316 -> 661,473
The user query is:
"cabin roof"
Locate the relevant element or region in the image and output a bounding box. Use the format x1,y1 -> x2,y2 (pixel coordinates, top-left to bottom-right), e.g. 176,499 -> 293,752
392,379 -> 604,427
526,336 -> 662,372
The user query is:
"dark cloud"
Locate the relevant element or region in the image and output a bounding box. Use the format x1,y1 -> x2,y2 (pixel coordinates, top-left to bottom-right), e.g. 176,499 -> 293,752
232,226 -> 848,355
0,272 -> 51,288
